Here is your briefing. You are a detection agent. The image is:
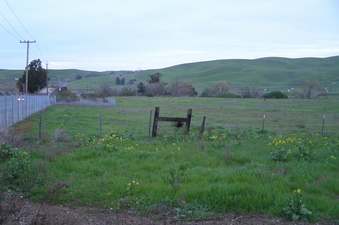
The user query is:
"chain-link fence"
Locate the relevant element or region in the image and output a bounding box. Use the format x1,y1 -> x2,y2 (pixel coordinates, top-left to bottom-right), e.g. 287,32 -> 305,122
56,96 -> 116,106
0,93 -> 56,132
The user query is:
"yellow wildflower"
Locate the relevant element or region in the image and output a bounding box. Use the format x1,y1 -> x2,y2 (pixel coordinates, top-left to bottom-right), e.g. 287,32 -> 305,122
294,189 -> 302,194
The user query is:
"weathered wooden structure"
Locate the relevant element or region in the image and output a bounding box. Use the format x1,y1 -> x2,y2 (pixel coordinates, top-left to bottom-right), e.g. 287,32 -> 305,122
152,107 -> 192,137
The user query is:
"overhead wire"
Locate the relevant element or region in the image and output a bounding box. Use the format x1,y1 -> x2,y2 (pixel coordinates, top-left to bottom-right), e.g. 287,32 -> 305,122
2,0 -> 47,66
4,0 -> 35,40
0,11 -> 24,40
0,22 -> 20,41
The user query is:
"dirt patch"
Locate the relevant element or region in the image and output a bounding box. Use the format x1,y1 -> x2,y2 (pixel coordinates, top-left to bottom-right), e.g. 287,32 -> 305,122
1,194 -> 336,225
6,119 -> 37,136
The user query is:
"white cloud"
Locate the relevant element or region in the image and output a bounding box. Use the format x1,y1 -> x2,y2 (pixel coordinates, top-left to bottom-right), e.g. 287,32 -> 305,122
0,0 -> 338,70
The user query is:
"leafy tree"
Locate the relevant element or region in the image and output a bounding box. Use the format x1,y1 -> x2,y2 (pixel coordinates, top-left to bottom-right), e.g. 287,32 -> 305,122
212,81 -> 230,94
128,79 -> 134,85
75,74 -> 82,80
137,82 -> 146,95
121,78 -> 125,85
148,72 -> 162,84
16,59 -> 47,93
115,77 -> 121,85
146,82 -> 168,96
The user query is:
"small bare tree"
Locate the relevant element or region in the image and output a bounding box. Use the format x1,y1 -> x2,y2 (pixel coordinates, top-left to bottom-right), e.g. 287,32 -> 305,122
240,86 -> 258,98
293,79 -> 319,99
98,84 -> 113,97
119,87 -> 136,96
169,79 -> 197,97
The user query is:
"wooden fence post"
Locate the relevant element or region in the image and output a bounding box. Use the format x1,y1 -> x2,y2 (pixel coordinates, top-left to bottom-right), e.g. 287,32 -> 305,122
262,114 -> 265,134
199,116 -> 206,136
184,109 -> 192,135
148,109 -> 152,137
321,115 -> 325,135
152,107 -> 160,137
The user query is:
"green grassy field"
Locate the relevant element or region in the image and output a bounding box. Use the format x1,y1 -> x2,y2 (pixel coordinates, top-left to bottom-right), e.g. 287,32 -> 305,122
27,97 -> 339,137
2,97 -> 339,222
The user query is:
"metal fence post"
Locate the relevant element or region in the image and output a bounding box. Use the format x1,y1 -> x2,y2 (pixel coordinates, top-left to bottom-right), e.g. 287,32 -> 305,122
10,92 -> 14,125
0,94 -> 55,131
5,93 -> 7,129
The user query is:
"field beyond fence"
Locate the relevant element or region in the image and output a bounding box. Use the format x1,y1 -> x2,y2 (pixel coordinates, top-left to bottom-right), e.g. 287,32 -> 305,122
27,97 -> 339,138
1,97 -> 339,223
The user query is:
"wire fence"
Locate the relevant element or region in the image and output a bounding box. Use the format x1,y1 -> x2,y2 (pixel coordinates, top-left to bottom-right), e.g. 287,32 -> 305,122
56,96 -> 117,106
0,93 -> 56,132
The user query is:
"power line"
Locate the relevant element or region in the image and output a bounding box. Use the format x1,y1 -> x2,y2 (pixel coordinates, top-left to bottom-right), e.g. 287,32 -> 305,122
5,0 -> 35,40
3,0 -> 47,66
0,11 -> 24,40
0,22 -> 20,41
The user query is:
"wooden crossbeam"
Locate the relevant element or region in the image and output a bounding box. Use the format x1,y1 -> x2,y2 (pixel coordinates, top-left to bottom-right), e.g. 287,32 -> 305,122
152,107 -> 192,137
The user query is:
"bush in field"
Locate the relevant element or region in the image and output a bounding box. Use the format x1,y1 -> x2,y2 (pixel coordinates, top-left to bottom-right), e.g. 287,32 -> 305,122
57,90 -> 78,102
215,93 -> 242,98
58,90 -> 76,98
169,79 -> 197,97
200,88 -> 215,97
119,87 -> 136,96
199,91 -> 210,97
0,143 -> 32,190
263,91 -> 288,99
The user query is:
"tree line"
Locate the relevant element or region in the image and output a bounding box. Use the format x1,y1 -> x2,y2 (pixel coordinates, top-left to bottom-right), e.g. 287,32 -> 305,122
14,59 -> 325,100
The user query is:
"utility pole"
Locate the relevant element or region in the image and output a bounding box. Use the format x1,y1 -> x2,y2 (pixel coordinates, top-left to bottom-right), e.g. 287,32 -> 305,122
46,61 -> 49,95
20,40 -> 36,94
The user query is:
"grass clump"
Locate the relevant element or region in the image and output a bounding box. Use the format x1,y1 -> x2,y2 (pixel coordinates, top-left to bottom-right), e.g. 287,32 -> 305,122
0,143 -> 33,191
283,189 -> 312,221
11,129 -> 336,222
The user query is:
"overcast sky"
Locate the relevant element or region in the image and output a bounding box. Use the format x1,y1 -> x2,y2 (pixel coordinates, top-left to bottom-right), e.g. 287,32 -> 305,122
1,0 -> 338,71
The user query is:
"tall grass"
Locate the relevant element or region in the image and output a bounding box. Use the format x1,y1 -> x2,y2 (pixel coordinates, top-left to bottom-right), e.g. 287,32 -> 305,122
2,97 -> 339,222
24,130 -> 339,221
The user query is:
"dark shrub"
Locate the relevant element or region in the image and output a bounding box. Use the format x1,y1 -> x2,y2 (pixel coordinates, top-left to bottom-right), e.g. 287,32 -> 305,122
263,91 -> 288,99
215,93 -> 242,98
200,92 -> 210,97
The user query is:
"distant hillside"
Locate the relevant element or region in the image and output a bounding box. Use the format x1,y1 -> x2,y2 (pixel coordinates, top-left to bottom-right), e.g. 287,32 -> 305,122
1,56 -> 338,93
135,56 -> 339,92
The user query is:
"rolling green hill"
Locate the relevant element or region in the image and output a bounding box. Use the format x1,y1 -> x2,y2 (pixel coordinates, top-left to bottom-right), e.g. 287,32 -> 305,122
1,56 -> 339,93
135,56 -> 339,92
